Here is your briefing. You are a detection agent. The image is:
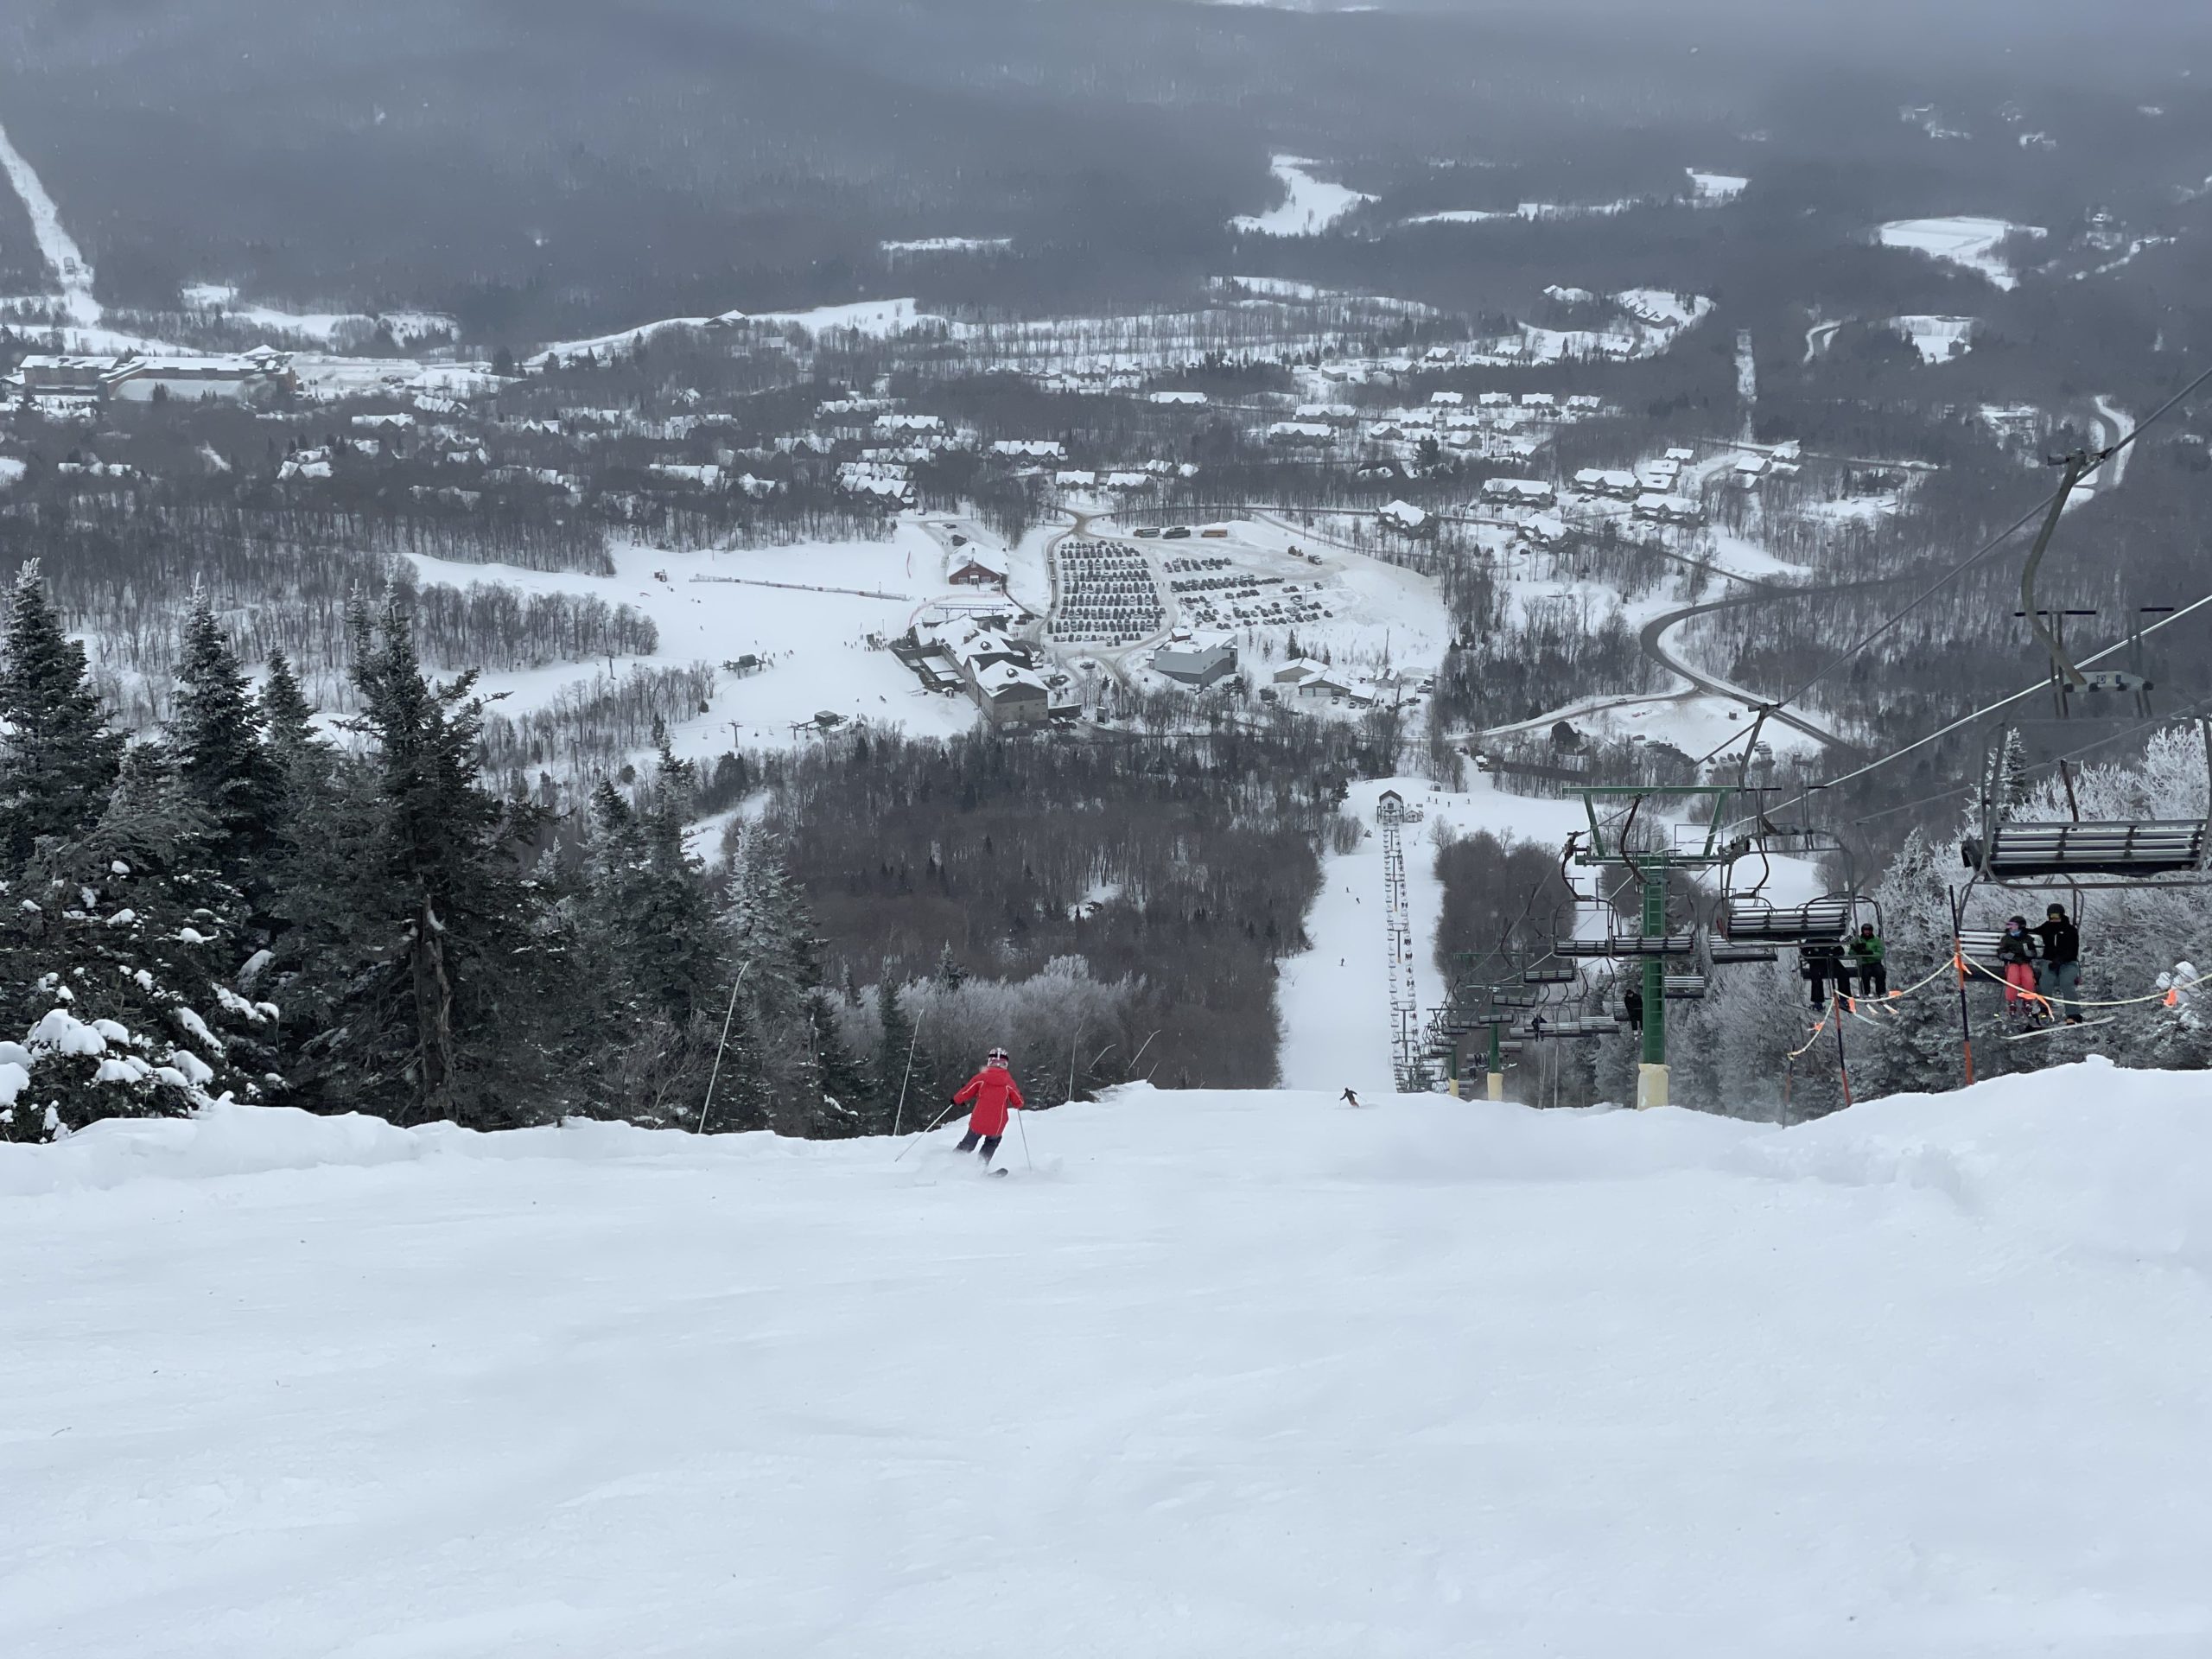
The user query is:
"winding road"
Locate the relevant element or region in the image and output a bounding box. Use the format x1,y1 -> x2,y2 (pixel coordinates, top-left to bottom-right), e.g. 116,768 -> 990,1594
1636,590 -> 1859,757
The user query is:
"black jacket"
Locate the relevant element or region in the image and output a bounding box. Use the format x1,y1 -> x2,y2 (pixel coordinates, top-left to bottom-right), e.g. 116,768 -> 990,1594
2031,918 -> 2080,966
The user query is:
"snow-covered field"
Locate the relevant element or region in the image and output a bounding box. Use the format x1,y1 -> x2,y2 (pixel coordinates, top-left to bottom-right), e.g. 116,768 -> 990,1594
6,1061 -> 2209,1656
180,283 -> 458,347
1686,169 -> 1748,203
405,526 -> 985,759
1890,314 -> 1975,363
1230,156 -> 1375,236
1877,217 -> 2044,289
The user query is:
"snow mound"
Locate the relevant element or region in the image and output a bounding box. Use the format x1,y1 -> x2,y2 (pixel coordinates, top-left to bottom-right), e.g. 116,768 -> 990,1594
0,1100 -> 688,1197
1728,1056 -> 2212,1272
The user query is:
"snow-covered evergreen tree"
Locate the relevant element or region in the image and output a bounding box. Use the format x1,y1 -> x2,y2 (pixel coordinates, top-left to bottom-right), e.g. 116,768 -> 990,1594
0,746 -> 275,1141
0,563 -> 124,870
167,588 -> 282,874
277,592 -> 565,1128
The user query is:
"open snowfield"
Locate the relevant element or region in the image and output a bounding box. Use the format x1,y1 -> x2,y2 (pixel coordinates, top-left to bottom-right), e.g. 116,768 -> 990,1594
1230,156 -> 1375,237
405,526 -> 983,760
1877,218 -> 2044,290
5,1062 -> 2211,1656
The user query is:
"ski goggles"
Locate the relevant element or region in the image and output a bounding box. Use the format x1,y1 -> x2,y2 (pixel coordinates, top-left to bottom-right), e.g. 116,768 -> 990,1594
988,1049 -> 1010,1062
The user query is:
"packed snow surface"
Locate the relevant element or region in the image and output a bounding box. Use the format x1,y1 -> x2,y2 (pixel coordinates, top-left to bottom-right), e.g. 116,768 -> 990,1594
6,1060 -> 2210,1656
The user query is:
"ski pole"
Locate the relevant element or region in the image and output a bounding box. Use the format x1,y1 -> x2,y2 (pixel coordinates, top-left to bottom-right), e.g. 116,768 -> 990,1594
1015,1105 -> 1033,1171
892,1097 -> 960,1162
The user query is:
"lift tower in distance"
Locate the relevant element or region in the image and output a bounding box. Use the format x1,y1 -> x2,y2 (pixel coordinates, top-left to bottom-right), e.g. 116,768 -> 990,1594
1572,785 -> 1742,1110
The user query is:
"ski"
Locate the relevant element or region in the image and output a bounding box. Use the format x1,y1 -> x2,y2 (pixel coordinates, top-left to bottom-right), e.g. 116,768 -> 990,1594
2003,1016 -> 2115,1042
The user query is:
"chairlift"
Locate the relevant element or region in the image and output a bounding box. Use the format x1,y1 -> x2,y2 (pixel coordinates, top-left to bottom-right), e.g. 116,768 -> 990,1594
1961,718 -> 2212,890
1708,941 -> 1780,965
1716,894 -> 1853,944
1662,973 -> 1707,1001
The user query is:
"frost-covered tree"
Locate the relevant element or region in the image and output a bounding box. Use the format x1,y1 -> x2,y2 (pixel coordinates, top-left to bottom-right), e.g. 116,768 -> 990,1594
0,746 -> 275,1141
1853,832 -> 1961,1101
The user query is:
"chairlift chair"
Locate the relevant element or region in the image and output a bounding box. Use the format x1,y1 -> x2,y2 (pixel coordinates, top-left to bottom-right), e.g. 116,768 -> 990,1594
1606,923 -> 1701,957
1520,962 -> 1580,984
1961,719 -> 2212,890
1662,973 -> 1707,1001
1708,941 -> 1780,965
1716,894 -> 1853,944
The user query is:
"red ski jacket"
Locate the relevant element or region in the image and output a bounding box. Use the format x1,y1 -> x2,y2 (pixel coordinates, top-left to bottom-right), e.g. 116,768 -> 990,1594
953,1065 -> 1025,1136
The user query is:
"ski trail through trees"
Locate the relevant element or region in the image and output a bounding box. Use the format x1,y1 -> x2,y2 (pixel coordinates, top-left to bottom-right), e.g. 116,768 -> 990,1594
1381,795 -> 1425,1088
0,111 -> 99,325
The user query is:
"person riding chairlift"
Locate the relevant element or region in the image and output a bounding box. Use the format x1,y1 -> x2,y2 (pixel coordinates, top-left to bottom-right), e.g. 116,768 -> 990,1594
1995,914 -> 2042,1023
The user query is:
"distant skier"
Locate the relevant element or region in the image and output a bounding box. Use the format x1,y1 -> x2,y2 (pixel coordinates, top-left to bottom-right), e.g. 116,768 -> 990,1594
2031,903 -> 2083,1024
1340,1086 -> 1361,1109
1847,923 -> 1888,998
951,1048 -> 1025,1166
1622,983 -> 1643,1032
1995,915 -> 2043,1023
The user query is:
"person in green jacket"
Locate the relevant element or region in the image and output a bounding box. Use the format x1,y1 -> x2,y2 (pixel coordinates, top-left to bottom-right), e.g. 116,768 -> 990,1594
1847,923 -> 1887,998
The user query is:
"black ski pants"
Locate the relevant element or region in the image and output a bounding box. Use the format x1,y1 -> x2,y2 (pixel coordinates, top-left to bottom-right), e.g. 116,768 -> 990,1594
955,1130 -> 1002,1163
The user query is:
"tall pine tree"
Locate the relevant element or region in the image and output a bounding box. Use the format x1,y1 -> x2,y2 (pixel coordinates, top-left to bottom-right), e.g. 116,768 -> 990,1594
279,592 -> 563,1127
167,588 -> 283,876
0,563 -> 123,870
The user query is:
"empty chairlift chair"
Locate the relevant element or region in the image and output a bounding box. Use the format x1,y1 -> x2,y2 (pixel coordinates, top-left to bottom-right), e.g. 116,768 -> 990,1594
1964,820 -> 2209,880
1718,895 -> 1852,944
1708,940 -> 1780,964
1606,923 -> 1700,957
1961,721 -> 2212,890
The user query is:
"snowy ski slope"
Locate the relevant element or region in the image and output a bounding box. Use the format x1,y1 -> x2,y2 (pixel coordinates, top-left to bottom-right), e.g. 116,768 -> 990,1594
4,1062 -> 2209,1656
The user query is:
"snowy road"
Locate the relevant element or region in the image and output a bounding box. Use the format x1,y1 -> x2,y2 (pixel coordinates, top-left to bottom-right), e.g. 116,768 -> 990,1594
5,1066 -> 2211,1656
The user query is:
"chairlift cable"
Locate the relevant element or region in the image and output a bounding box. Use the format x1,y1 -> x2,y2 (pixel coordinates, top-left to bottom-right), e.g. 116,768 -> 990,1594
1764,357 -> 2212,728
1726,585 -> 2212,833
1847,689 -> 2212,828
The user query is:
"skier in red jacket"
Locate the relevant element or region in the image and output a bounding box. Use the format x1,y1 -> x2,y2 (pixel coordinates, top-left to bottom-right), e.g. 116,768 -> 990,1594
951,1048 -> 1025,1166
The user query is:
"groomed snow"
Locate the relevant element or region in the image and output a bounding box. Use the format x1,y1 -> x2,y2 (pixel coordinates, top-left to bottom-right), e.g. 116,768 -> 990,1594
5,1061 -> 2210,1655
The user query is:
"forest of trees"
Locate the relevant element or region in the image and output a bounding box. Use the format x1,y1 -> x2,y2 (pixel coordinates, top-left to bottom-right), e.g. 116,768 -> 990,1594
0,568 -> 1384,1143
